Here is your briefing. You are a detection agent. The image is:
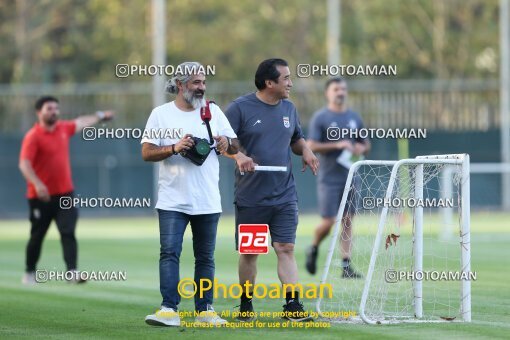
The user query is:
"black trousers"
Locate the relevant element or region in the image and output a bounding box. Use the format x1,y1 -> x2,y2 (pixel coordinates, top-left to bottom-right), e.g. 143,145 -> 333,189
25,192 -> 78,272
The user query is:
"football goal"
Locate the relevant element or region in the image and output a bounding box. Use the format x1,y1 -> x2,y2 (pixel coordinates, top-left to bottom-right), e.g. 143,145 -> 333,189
316,154 -> 471,324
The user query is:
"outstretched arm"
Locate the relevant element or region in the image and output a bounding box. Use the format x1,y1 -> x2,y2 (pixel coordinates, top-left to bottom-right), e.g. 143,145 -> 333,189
74,110 -> 115,132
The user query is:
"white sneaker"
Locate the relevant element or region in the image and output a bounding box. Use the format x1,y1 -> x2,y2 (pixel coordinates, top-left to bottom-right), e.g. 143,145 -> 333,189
145,306 -> 181,327
66,270 -> 87,284
194,305 -> 228,326
22,271 -> 36,285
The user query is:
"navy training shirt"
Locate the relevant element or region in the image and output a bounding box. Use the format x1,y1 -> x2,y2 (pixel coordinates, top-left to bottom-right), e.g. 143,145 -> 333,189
225,92 -> 305,207
308,107 -> 366,185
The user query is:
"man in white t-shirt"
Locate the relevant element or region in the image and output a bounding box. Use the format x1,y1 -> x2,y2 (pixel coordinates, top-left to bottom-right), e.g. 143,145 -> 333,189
141,62 -> 239,327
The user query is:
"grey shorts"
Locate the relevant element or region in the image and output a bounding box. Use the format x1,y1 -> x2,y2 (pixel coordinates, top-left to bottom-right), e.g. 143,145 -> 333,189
317,181 -> 357,218
235,201 -> 298,249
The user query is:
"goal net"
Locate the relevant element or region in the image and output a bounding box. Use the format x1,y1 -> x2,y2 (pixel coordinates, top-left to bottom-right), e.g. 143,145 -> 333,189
316,155 -> 471,324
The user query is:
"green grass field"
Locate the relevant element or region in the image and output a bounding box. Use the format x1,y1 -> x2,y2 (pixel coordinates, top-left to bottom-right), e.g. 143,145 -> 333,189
0,212 -> 509,339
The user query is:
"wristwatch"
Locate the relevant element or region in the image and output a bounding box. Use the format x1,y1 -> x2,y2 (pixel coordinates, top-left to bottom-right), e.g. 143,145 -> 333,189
96,111 -> 106,120
171,144 -> 178,155
227,137 -> 232,147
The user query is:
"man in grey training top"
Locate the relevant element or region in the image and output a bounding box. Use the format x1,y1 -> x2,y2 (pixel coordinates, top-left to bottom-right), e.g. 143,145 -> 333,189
305,77 -> 370,278
225,58 -> 319,322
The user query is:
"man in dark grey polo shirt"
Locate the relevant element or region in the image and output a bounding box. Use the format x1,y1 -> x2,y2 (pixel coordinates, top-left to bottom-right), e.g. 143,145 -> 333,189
225,58 -> 319,322
305,77 -> 370,278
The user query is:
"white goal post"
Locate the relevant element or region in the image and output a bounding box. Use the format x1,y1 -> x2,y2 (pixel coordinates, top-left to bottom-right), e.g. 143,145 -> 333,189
316,154 -> 471,324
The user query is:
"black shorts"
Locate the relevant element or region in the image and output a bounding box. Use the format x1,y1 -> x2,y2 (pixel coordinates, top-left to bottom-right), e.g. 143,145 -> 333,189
317,182 -> 357,218
235,201 -> 298,249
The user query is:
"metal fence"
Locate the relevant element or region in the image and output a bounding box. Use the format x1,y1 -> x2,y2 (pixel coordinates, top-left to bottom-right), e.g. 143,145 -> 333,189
0,79 -> 505,218
0,79 -> 501,133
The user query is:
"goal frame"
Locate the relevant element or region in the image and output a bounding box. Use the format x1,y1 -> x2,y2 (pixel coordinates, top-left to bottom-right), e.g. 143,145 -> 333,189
316,154 -> 471,325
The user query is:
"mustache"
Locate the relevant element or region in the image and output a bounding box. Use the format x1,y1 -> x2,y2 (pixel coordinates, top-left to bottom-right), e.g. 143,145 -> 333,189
183,88 -> 206,109
44,114 -> 58,125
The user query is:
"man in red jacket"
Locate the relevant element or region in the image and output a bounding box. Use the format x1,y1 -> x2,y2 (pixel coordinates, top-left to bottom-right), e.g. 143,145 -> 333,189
19,96 -> 113,284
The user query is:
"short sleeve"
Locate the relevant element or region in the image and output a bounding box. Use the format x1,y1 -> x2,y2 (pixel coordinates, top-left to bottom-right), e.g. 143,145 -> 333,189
308,113 -> 323,142
20,132 -> 38,163
141,109 -> 161,145
213,104 -> 237,138
61,120 -> 76,136
225,101 -> 242,135
291,108 -> 305,144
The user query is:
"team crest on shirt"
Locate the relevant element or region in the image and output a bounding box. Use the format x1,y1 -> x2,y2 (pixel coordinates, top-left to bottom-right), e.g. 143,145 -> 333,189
283,116 -> 290,128
348,119 -> 357,129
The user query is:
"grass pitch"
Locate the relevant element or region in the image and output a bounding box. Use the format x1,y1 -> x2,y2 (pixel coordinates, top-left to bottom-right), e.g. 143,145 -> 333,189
0,212 -> 509,339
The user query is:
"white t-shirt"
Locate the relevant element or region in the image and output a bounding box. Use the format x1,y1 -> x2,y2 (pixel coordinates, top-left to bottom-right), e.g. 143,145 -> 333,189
141,101 -> 237,214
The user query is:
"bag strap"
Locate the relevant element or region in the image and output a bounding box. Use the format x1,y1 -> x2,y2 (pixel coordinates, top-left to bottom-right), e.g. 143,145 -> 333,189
200,100 -> 215,120
200,100 -> 216,146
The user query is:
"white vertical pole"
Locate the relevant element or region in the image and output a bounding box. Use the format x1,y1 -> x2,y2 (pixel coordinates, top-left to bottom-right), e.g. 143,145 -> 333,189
316,161 -> 398,319
413,164 -> 424,318
500,0 -> 510,210
327,0 -> 341,65
316,161 -> 361,314
360,160 -> 403,324
460,154 -> 472,322
151,0 -> 166,203
440,166 -> 454,241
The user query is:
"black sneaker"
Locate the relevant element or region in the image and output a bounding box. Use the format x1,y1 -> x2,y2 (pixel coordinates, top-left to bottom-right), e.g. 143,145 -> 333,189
305,245 -> 318,275
282,300 -> 313,322
342,264 -> 363,279
235,298 -> 256,322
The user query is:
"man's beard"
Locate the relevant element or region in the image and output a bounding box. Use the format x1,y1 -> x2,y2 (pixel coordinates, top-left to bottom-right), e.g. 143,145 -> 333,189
44,114 -> 58,126
183,88 -> 206,109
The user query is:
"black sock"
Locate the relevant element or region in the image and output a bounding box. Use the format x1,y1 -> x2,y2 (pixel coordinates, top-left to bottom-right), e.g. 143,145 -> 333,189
241,292 -> 252,302
342,257 -> 350,268
285,291 -> 299,304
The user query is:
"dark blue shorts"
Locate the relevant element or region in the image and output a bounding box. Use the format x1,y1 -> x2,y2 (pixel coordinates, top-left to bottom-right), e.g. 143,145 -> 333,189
235,201 -> 298,249
317,181 -> 357,218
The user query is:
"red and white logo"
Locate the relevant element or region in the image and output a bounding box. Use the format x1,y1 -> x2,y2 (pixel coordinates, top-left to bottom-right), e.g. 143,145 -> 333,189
238,224 -> 269,254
